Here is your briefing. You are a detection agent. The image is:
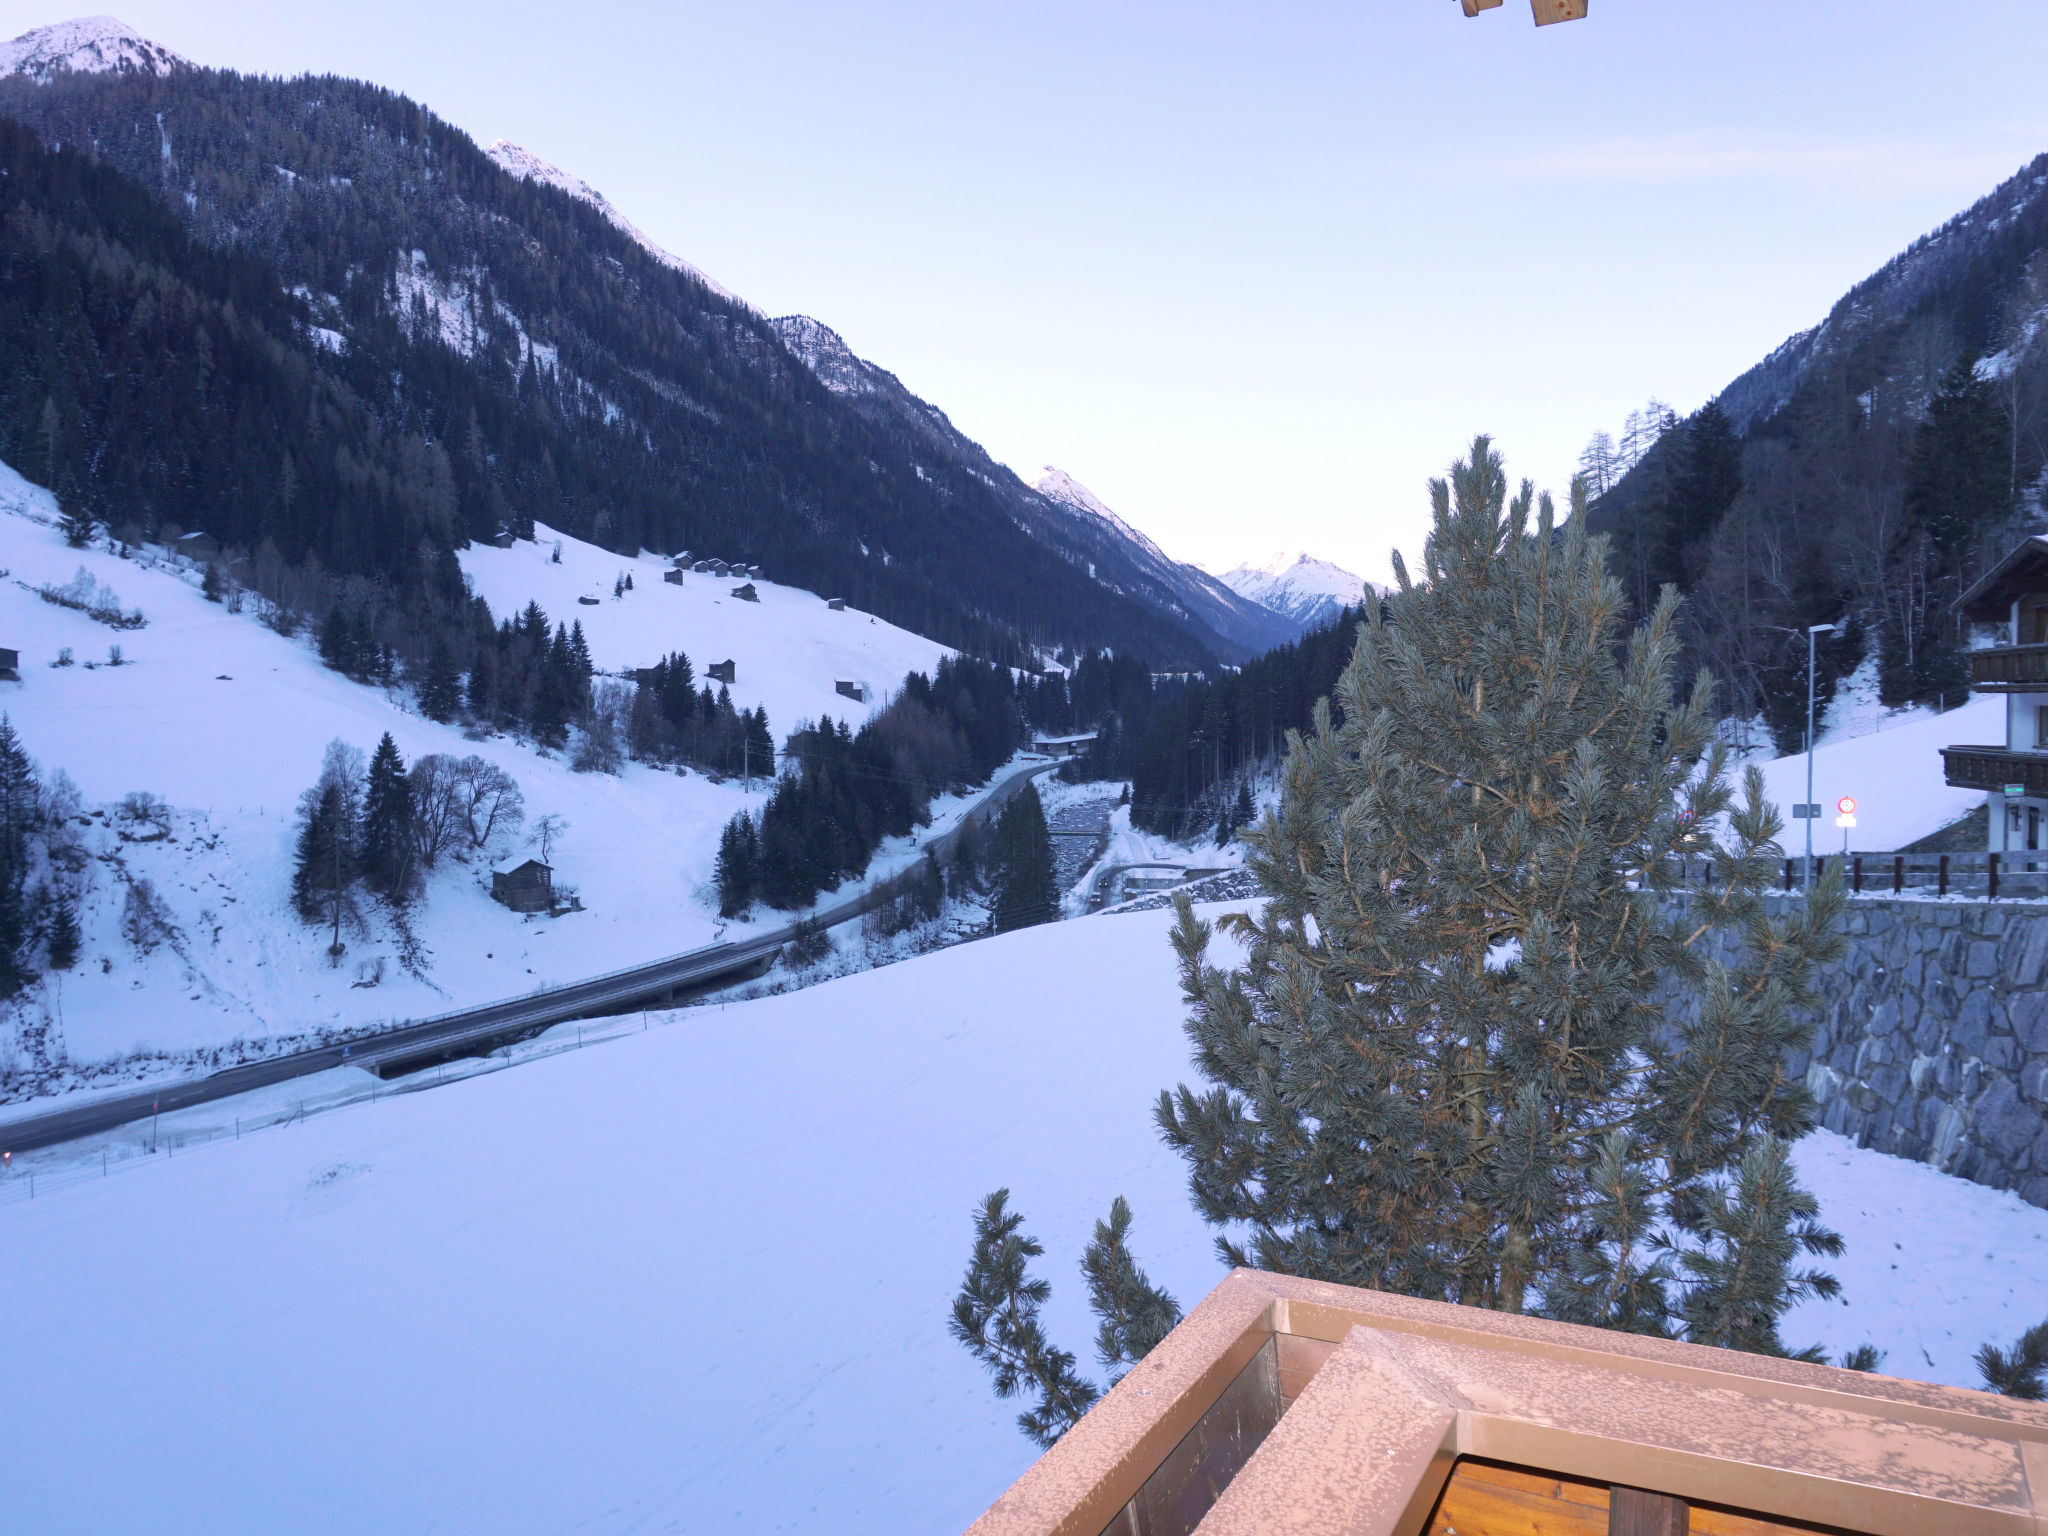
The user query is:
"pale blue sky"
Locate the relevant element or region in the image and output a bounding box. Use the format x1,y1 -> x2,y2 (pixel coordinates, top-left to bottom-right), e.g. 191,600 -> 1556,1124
8,2 -> 2048,581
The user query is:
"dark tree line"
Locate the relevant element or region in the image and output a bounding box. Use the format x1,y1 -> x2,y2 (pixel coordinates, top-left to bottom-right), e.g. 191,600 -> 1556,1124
717,655 -> 1025,914
1117,607 -> 1371,839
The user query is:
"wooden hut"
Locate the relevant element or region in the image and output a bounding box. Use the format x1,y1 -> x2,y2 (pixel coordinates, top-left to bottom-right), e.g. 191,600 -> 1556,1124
490,859 -> 553,913
663,568 -> 684,586
826,597 -> 846,612
174,531 -> 221,562
835,680 -> 866,702
707,659 -> 736,685
0,647 -> 18,681
732,583 -> 759,603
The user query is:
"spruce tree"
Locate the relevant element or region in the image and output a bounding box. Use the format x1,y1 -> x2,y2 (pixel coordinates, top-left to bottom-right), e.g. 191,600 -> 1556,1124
45,896 -> 80,971
0,717 -> 38,994
1159,437 -> 1845,1342
418,641 -> 462,723
1232,780 -> 1254,839
715,813 -> 757,917
360,733 -> 413,900
991,783 -> 1057,933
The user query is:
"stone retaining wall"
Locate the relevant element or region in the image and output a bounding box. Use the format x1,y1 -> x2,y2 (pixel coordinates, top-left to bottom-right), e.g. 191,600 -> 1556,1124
1733,896 -> 2048,1209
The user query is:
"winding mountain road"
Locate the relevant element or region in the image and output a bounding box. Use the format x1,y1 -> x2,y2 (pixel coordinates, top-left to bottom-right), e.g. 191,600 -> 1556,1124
0,759 -> 1063,1156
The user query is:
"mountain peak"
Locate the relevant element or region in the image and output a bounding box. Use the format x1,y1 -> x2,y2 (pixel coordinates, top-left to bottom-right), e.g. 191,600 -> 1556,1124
1033,467 -> 1163,556
0,16 -> 188,81
1216,551 -> 1371,630
770,315 -> 874,395
485,139 -> 750,312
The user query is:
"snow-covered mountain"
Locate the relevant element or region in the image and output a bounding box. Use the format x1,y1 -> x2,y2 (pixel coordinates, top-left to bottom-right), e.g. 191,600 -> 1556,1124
1216,551 -> 1372,630
0,15 -> 186,81
485,139 -> 752,313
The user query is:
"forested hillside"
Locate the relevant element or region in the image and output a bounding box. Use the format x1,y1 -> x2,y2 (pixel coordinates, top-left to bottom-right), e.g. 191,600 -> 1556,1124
0,61 -> 1221,668
1588,154 -> 2048,749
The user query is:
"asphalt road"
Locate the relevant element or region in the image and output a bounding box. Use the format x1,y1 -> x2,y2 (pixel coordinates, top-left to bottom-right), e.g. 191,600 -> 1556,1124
0,758 -> 1063,1156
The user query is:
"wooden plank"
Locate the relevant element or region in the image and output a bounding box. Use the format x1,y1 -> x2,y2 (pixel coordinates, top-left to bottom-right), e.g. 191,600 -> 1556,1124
1425,1459 -> 1608,1536
1531,0 -> 1589,22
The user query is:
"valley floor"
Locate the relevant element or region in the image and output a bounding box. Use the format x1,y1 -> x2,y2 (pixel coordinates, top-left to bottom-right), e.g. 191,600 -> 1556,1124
0,901 -> 2039,1536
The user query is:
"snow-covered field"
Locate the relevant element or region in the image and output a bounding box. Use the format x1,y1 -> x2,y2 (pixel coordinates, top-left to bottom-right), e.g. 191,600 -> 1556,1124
1750,689 -> 1998,853
0,899 -> 2038,1536
0,463 -> 957,1087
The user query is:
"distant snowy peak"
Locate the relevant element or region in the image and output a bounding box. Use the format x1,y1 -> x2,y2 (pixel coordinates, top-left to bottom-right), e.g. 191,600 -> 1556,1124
0,16 -> 188,81
485,140 -> 751,312
1217,552 -> 1372,630
1032,467 -> 1170,563
770,315 -> 876,396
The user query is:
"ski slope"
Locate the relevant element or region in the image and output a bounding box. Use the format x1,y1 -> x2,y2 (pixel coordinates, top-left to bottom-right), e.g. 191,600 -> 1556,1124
0,465 -> 952,1085
0,900 -> 2039,1535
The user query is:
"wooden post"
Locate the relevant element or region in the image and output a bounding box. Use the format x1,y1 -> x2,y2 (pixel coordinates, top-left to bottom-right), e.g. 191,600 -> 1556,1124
1940,854 -> 1951,897
1990,851 -> 2002,901
1894,854 -> 1904,894
1852,854 -> 1862,893
1783,857 -> 1793,892
1610,1485 -> 1688,1535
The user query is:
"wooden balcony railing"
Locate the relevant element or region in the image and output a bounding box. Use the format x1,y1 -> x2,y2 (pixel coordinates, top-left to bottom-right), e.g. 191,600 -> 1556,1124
1969,642 -> 2048,690
1942,743 -> 2048,796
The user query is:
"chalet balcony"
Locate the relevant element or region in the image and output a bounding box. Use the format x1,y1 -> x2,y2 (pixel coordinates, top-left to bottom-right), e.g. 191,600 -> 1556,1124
1968,642 -> 2048,690
1941,742 -> 2048,796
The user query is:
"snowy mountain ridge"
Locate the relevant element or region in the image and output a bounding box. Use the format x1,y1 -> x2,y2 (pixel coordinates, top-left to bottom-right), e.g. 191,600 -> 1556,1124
484,139 -> 752,312
0,15 -> 188,81
1033,466 -> 1173,565
1216,551 -> 1373,630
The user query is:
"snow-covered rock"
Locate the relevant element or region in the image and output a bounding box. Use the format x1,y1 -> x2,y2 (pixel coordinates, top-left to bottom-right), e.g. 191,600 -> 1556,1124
485,139 -> 752,312
0,15 -> 188,81
1215,551 -> 1372,631
771,314 -> 879,397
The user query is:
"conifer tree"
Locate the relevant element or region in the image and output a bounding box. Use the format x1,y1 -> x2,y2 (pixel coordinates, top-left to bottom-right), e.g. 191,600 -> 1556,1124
950,1190 -> 1101,1447
0,716 -> 38,994
45,896 -> 80,971
1081,1197 -> 1182,1383
291,741 -> 363,954
715,813 -> 757,917
418,640 -> 462,723
1977,1318 -> 2048,1399
360,733 -> 414,900
1159,437 -> 1845,1343
991,783 -> 1057,933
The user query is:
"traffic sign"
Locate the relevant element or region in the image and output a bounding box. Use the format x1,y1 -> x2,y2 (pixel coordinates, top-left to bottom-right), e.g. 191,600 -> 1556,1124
1837,796 -> 1856,816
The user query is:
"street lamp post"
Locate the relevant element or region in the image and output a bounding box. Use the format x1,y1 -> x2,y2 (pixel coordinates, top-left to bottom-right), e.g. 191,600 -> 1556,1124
1803,623 -> 1838,889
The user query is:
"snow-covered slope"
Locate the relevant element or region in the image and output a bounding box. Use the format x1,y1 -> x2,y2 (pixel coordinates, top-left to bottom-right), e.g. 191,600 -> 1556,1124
1027,466 -> 1303,656
0,900 -> 2037,1535
485,139 -> 751,312
0,465 -> 953,1084
457,527 -> 950,742
0,15 -> 187,81
1215,551 -> 1372,631
1750,691 -> 2000,853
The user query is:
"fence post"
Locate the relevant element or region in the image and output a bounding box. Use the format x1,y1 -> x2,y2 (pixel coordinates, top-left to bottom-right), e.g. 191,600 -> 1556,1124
1939,854 -> 1950,897
1894,854 -> 1904,894
1783,857 -> 1794,892
1852,855 -> 1862,893
1991,851 -> 2002,901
